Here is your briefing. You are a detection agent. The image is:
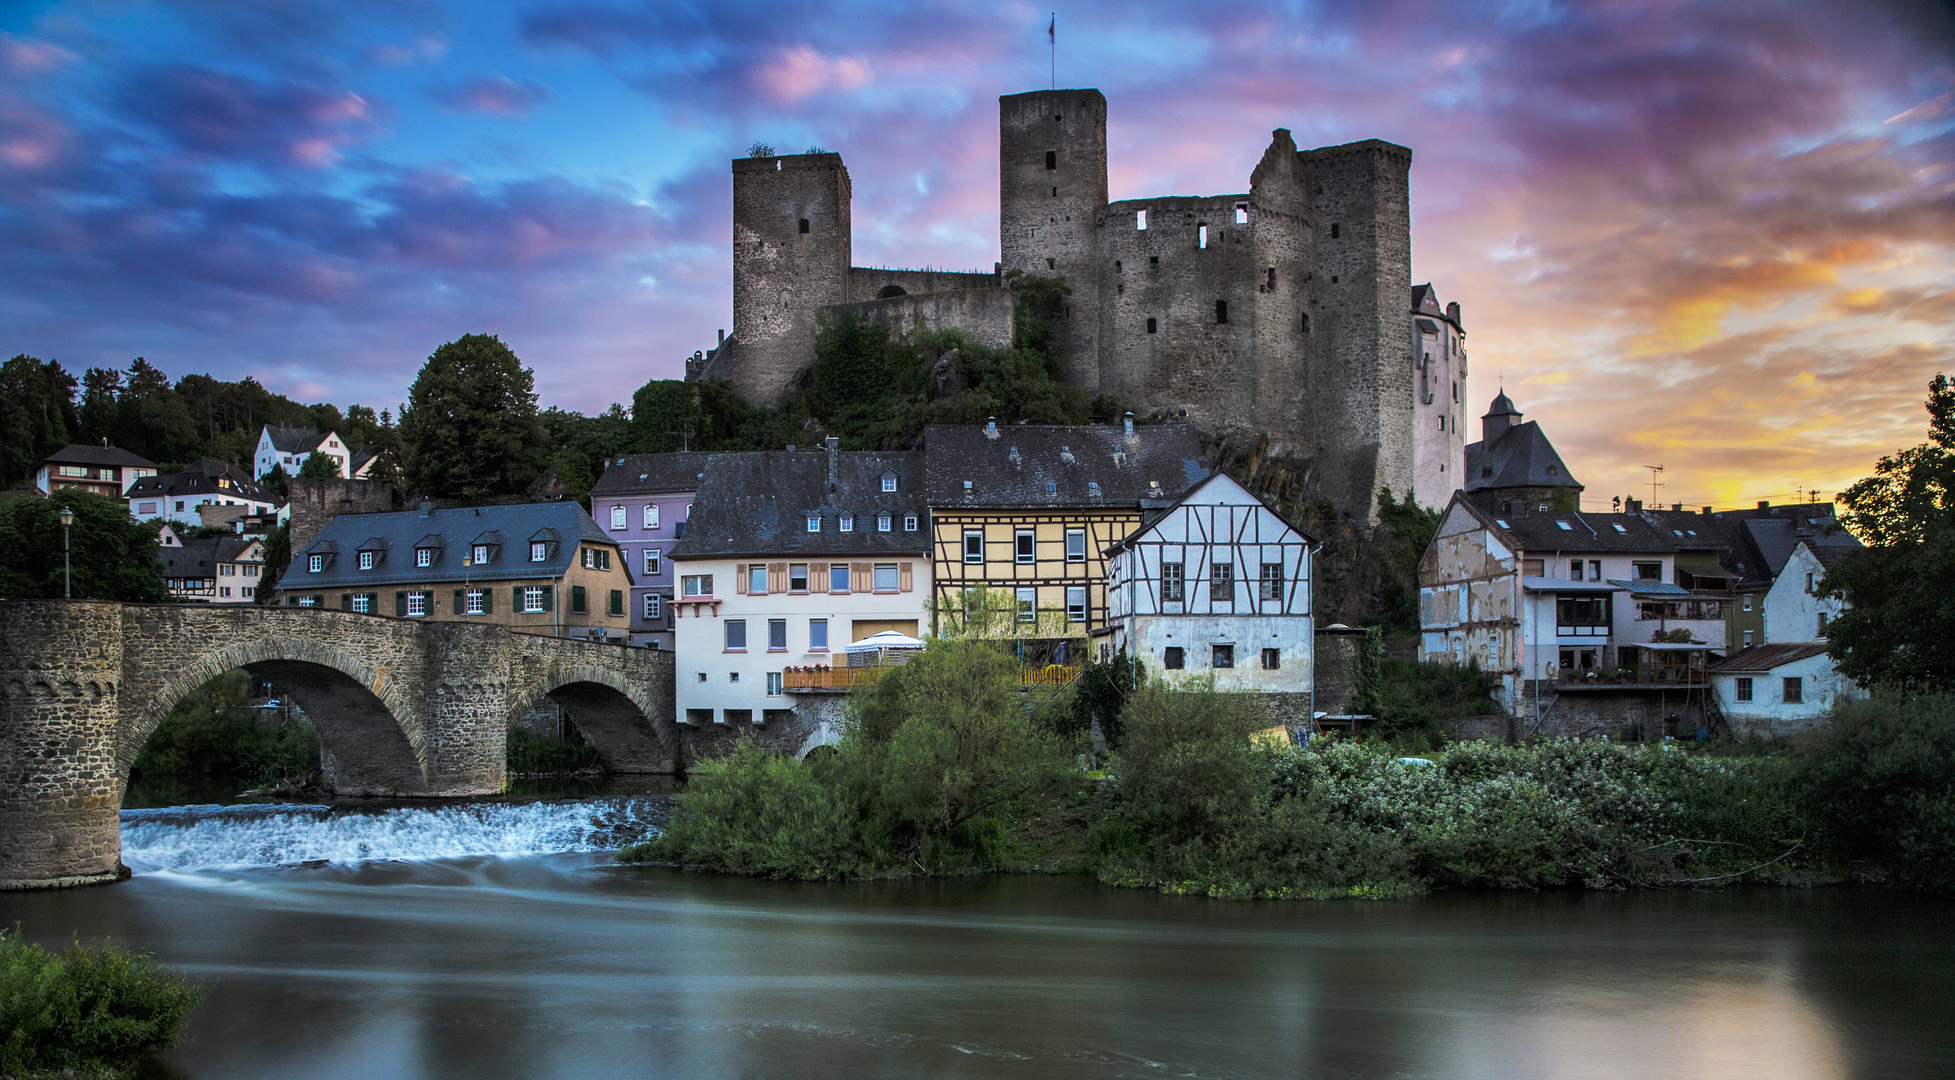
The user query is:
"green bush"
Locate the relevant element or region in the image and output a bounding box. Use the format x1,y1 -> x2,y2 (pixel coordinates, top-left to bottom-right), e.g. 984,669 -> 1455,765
506,728 -> 601,775
0,927 -> 201,1077
125,671 -> 319,807
1789,693 -> 1955,893
624,640 -> 1079,877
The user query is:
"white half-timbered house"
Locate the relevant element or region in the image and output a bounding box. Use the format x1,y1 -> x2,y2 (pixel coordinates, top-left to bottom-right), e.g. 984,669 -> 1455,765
1105,472 -> 1316,695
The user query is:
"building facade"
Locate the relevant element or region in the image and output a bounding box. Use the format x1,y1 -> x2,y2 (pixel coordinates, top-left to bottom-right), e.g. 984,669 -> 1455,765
1464,392 -> 1583,514
590,452 -> 719,650
668,445 -> 929,727
689,88 -> 1465,523
1710,643 -> 1864,738
1106,472 -> 1315,698
276,502 -> 632,639
34,444 -> 159,501
126,459 -> 279,527
255,425 -> 351,480
157,526 -> 265,604
923,419 -> 1206,658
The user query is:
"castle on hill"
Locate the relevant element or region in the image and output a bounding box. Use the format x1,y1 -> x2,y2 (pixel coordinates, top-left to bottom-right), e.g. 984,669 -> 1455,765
685,88 -> 1467,521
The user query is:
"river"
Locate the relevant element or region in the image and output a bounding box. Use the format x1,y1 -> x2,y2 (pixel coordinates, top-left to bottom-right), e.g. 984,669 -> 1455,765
2,798 -> 1951,1080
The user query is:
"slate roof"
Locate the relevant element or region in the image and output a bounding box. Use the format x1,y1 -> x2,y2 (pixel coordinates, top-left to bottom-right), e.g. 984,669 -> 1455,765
1743,516 -> 1861,578
158,537 -> 261,579
590,451 -> 723,497
669,451 -> 928,560
923,423 -> 1207,508
1492,510 -> 1677,554
42,443 -> 159,470
277,501 -> 615,591
126,459 -> 274,504
263,425 -> 330,454
1464,420 -> 1581,494
1710,642 -> 1831,673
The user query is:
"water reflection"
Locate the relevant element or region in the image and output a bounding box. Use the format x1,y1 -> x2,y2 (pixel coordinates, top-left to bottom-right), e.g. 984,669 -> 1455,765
2,811 -> 1950,1079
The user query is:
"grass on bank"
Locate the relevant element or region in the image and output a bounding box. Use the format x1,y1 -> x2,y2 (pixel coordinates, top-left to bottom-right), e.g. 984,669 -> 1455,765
0,927 -> 201,1079
623,642 -> 1955,898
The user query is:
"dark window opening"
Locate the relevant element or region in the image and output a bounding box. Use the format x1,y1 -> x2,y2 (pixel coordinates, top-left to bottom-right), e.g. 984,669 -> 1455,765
798,218 -> 809,234
1163,646 -> 1185,670
1215,300 -> 1228,324
1146,317 -> 1157,334
1046,258 -> 1055,270
1330,223 -> 1340,239
1044,150 -> 1057,170
1266,267 -> 1276,290
1331,276 -> 1338,283
1115,260 -> 1122,272
1300,312 -> 1310,333
1261,648 -> 1280,670
1212,644 -> 1234,669
1051,186 -> 1057,196
1149,255 -> 1159,265
876,284 -> 907,299
1054,114 -> 1062,122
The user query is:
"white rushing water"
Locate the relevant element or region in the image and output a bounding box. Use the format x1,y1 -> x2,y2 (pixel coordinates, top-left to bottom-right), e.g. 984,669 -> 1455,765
119,799 -> 663,873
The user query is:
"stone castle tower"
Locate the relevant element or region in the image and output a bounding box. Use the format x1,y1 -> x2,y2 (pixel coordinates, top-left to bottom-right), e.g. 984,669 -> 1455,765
687,88 -> 1467,521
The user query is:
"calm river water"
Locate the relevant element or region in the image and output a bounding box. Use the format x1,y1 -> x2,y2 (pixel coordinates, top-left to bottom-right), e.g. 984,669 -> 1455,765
3,798 -> 1951,1080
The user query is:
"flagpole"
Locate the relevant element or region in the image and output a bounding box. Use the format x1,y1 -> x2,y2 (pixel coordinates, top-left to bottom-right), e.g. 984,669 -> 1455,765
1049,13 -> 1055,89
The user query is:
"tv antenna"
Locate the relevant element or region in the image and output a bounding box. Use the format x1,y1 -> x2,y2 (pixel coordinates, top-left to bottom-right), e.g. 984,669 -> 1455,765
664,415 -> 696,453
1640,465 -> 1664,505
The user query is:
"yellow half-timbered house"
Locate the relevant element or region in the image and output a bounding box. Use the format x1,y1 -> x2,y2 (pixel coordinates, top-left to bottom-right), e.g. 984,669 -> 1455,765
923,418 -> 1208,657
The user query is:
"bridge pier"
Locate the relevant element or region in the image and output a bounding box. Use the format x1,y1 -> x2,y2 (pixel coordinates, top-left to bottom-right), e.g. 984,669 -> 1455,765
1,601 -> 676,889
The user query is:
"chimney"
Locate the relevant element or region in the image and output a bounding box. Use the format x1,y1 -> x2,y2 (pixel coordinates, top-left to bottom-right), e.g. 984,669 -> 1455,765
419,499 -> 431,515
785,443 -> 796,452
985,416 -> 999,439
825,435 -> 840,490
1627,498 -> 1641,513
1446,301 -> 1462,328
1702,506 -> 1712,516
1123,411 -> 1136,438
1671,503 -> 1682,512
1757,501 -> 1769,510
717,328 -> 725,346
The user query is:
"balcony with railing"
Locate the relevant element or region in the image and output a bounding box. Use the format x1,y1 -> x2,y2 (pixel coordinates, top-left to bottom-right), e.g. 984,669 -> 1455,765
783,663 -> 1081,693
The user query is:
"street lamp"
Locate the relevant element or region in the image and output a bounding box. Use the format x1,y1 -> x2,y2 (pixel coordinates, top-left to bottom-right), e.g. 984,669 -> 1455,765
57,505 -> 74,599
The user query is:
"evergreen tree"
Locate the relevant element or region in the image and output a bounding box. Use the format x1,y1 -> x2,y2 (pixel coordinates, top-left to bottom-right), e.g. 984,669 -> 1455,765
399,334 -> 549,500
298,451 -> 340,478
0,355 -> 79,484
0,492 -> 166,602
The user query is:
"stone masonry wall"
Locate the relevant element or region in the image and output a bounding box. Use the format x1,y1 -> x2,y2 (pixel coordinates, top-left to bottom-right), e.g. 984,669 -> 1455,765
999,89 -> 1108,390
288,477 -> 395,558
820,288 -> 1015,351
0,601 -> 681,889
731,153 -> 853,406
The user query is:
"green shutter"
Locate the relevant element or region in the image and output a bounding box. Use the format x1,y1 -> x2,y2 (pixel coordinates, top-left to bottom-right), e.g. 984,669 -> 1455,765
454,589 -> 464,614
395,591 -> 407,616
609,589 -> 623,616
571,585 -> 587,614
542,584 -> 554,612
424,590 -> 436,613
481,588 -> 493,614
514,586 -> 523,612
364,593 -> 377,612
340,593 -> 351,611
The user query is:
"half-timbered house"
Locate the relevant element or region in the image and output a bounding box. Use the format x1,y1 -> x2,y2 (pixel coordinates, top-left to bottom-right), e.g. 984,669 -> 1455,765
1105,471 -> 1316,697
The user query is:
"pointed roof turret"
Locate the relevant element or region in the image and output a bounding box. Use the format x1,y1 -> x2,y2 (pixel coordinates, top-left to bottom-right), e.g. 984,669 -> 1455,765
1482,390 -> 1522,444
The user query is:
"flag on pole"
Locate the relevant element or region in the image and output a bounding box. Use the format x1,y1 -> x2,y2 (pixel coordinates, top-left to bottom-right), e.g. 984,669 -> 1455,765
1048,14 -> 1055,41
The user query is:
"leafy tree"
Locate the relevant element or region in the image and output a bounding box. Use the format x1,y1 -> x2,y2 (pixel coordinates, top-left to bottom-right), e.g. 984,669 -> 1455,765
259,521 -> 291,602
539,403 -> 634,505
0,355 -> 79,485
298,451 -> 340,478
125,670 -> 319,807
1374,487 -> 1440,636
398,334 -> 549,500
1825,373 -> 1955,690
0,491 -> 165,602
260,463 -> 290,501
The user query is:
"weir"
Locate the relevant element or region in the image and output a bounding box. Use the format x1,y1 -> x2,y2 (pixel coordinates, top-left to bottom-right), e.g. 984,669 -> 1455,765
0,600 -> 676,890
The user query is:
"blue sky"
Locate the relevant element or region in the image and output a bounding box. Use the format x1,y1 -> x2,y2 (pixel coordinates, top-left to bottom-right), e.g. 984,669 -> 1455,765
2,0 -> 1951,507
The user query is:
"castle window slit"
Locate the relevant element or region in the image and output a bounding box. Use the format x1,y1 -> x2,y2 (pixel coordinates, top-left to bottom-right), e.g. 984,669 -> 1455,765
1198,224 -> 1208,249
1045,150 -> 1057,170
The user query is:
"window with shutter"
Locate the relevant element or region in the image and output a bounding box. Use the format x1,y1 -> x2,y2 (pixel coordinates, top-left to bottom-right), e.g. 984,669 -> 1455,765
852,563 -> 871,592
812,564 -> 829,593
453,589 -> 465,613
899,563 -> 913,592
396,591 -> 407,616
542,585 -> 554,612
610,589 -> 623,616
572,585 -> 587,613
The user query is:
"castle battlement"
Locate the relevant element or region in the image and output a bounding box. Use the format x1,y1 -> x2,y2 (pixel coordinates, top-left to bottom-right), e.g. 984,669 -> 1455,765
691,89 -> 1466,521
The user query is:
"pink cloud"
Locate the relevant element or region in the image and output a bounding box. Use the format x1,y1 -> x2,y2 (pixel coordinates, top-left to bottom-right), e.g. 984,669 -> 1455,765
755,46 -> 872,105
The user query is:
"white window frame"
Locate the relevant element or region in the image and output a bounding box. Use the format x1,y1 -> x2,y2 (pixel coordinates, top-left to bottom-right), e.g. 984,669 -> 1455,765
417,548 -> 433,568
523,587 -> 545,613
724,620 -> 747,651
840,514 -> 854,533
358,551 -> 374,570
473,544 -> 489,564
643,504 -> 659,529
809,618 -> 829,651
878,512 -> 892,532
308,554 -> 323,573
807,514 -> 821,533
882,474 -> 897,493
644,548 -> 661,576
465,589 -> 486,615
610,505 -> 626,530
351,594 -> 371,614
1016,587 -> 1036,623
1066,586 -> 1087,622
1015,530 -> 1035,564
407,592 -> 428,617
873,564 -> 898,592
964,530 -> 984,563
644,593 -> 662,620
766,671 -> 783,697
1065,529 -> 1086,562
530,542 -> 547,562
748,565 -> 768,594
768,618 -> 787,651
681,575 -> 712,597
904,513 -> 918,532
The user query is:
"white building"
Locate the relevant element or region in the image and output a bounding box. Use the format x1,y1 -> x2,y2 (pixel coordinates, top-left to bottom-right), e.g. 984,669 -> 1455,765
1410,284 -> 1470,511
254,425 -> 350,480
1106,471 -> 1316,698
1710,643 -> 1864,737
157,524 -> 267,604
668,445 -> 931,728
126,459 -> 280,528
1763,539 -> 1851,644
1420,493 -> 1727,712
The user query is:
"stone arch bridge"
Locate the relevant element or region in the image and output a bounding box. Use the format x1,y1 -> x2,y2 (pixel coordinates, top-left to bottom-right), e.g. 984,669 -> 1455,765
0,601 -> 676,890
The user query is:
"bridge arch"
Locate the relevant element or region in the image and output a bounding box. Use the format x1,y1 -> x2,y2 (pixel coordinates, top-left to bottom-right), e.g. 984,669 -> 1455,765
506,666 -> 674,774
121,636 -> 432,797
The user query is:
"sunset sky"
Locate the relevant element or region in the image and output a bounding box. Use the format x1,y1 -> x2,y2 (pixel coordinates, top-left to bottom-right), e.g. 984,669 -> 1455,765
1,0 -> 1949,510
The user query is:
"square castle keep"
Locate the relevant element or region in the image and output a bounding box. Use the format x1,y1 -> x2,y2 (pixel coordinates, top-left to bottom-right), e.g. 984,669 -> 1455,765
685,88 -> 1468,521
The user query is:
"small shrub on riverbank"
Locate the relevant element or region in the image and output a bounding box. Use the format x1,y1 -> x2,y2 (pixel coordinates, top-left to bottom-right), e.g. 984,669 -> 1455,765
1789,693 -> 1955,893
507,729 -> 601,776
623,640 -> 1080,877
0,927 -> 201,1078
125,671 -> 318,807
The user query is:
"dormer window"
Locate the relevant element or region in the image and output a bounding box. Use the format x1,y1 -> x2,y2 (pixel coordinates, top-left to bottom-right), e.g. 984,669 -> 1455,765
358,551 -> 375,570
530,542 -> 547,562
473,544 -> 490,564
878,512 -> 892,532
839,514 -> 854,532
416,548 -> 433,567
881,473 -> 897,492
308,554 -> 323,573
807,514 -> 821,533
904,513 -> 918,531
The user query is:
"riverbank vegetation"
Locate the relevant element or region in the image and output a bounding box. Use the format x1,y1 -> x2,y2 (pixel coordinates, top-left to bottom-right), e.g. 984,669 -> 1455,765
507,728 -> 601,776
124,671 -> 319,808
0,927 -> 201,1079
623,641 -> 1955,898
